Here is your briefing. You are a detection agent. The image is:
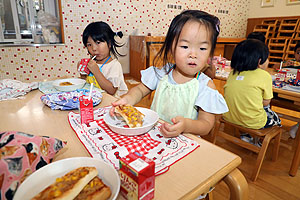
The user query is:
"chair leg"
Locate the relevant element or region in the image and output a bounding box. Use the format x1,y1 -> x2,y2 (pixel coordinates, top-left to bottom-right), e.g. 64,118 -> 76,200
289,127 -> 300,176
272,129 -> 282,162
251,134 -> 273,181
211,119 -> 221,144
234,127 -> 240,138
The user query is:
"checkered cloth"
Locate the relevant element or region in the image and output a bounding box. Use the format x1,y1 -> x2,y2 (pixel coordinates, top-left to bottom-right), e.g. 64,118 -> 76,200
69,107 -> 199,175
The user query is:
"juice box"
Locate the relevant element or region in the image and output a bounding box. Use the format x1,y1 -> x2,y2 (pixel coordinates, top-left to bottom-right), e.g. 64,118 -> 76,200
119,152 -> 155,200
79,95 -> 94,124
78,58 -> 90,75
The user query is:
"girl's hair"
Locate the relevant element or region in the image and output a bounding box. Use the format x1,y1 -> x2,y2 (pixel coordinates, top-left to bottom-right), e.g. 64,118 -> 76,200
231,39 -> 269,74
82,21 -> 124,58
247,32 -> 266,43
154,10 -> 220,67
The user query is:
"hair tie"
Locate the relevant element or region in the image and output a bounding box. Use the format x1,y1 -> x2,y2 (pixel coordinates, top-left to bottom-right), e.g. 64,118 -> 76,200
115,31 -> 123,38
215,18 -> 220,33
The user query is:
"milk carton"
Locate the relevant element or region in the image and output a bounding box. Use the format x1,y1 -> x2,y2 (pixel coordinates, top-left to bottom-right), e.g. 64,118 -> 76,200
119,152 -> 155,200
79,95 -> 94,124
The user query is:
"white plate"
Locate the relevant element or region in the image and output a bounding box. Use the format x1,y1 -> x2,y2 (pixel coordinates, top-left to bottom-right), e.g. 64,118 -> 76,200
52,78 -> 86,91
13,157 -> 120,200
104,107 -> 159,136
288,85 -> 300,90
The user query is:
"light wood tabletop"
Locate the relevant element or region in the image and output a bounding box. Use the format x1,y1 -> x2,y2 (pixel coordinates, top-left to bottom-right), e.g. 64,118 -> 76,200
0,89 -> 248,199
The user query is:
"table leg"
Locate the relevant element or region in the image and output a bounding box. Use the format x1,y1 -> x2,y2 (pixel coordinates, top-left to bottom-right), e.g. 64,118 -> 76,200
289,127 -> 300,176
223,168 -> 248,200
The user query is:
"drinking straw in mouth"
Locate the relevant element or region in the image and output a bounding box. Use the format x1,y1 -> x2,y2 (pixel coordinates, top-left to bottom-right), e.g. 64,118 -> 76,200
91,55 -> 96,60
88,83 -> 93,100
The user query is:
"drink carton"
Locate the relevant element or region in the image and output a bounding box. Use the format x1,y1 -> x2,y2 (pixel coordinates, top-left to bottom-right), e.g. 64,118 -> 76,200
78,58 -> 91,75
119,152 -> 155,200
79,95 -> 94,124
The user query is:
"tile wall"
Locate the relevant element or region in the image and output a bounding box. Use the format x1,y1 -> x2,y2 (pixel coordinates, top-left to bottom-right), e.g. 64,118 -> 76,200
0,0 -> 249,82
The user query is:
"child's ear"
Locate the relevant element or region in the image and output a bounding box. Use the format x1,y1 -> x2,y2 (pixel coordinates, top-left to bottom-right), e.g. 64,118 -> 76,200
258,58 -> 262,68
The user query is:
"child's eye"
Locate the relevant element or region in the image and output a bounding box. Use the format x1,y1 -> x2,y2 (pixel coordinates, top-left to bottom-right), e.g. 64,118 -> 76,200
87,43 -> 91,47
200,48 -> 207,50
96,41 -> 102,45
180,46 -> 188,49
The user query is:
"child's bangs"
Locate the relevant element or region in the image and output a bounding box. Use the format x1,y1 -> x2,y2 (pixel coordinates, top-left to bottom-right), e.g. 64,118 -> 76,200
91,32 -> 108,43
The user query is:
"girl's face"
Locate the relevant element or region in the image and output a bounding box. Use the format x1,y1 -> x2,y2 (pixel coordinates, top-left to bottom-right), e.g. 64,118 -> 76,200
172,20 -> 212,79
86,36 -> 110,63
295,47 -> 300,62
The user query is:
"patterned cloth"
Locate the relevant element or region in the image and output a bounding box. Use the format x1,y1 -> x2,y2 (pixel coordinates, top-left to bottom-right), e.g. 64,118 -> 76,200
0,79 -> 38,101
68,107 -> 200,175
41,89 -> 102,110
263,105 -> 282,128
0,131 -> 65,200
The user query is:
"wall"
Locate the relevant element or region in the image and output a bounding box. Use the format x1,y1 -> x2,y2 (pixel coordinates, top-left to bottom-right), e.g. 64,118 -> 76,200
0,0 -> 250,82
249,0 -> 300,18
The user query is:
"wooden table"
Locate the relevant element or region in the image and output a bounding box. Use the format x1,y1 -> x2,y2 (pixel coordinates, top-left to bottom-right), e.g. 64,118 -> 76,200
0,90 -> 248,199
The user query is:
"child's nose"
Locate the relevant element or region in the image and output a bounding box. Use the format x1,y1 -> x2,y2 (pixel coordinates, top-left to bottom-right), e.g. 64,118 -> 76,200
189,52 -> 197,59
91,44 -> 97,51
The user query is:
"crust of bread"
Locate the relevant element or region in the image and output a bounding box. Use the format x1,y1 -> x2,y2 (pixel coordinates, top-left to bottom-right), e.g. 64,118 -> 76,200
115,104 -> 145,128
32,167 -> 98,200
74,176 -> 111,200
87,186 -> 111,200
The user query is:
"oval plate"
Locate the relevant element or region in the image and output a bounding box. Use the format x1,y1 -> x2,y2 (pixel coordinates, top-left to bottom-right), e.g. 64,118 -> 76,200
13,157 -> 120,200
104,107 -> 159,136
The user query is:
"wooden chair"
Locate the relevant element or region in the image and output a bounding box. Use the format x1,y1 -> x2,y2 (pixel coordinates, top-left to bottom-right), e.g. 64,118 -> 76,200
270,99 -> 300,176
211,117 -> 282,182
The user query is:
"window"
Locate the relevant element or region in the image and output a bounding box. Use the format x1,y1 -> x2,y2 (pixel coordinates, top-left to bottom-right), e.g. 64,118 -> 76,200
0,0 -> 63,45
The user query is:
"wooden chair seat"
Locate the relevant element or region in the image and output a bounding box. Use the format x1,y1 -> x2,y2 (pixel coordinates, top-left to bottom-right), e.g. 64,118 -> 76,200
212,117 -> 282,182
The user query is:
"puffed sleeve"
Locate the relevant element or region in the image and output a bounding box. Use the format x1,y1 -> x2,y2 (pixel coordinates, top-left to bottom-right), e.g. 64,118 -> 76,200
195,85 -> 229,114
141,66 -> 168,90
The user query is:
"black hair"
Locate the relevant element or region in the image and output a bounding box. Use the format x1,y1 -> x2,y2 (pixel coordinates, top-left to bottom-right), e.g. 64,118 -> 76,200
231,39 -> 269,74
247,32 -> 266,43
82,21 -> 124,58
295,41 -> 300,52
154,10 -> 220,67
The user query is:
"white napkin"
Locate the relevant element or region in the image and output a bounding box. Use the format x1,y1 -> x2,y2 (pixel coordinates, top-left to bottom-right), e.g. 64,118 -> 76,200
0,79 -> 38,101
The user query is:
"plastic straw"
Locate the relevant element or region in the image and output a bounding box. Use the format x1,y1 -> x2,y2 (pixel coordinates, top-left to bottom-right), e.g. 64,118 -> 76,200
91,55 -> 96,60
88,83 -> 93,100
280,61 -> 283,70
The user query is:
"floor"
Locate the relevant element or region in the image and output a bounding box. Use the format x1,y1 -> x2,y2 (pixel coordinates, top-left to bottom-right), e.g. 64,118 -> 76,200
124,76 -> 300,200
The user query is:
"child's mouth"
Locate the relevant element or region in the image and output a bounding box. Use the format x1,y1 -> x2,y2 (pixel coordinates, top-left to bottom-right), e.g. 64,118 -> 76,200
188,63 -> 197,67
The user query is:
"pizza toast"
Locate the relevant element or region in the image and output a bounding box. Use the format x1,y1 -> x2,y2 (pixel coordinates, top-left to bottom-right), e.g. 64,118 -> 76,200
115,104 -> 145,128
31,167 -> 98,200
74,176 -> 111,200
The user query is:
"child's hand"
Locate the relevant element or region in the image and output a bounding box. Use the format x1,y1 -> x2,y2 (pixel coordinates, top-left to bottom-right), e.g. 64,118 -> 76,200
286,60 -> 294,66
86,59 -> 99,74
109,98 -> 129,116
160,116 -> 186,138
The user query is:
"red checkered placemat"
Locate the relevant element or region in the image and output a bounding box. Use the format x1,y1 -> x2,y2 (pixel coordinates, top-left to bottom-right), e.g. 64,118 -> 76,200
68,107 -> 199,175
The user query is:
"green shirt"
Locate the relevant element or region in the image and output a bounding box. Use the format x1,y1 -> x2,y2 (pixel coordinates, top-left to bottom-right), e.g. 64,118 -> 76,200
223,68 -> 273,129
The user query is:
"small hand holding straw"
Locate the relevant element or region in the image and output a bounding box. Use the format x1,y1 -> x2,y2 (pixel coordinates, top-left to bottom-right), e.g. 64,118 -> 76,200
88,83 -> 94,101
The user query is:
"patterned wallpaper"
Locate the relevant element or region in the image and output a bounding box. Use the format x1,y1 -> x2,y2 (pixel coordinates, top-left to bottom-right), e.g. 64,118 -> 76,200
0,0 -> 250,82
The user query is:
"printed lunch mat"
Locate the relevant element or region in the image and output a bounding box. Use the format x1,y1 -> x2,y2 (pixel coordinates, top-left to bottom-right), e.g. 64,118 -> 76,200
68,107 -> 200,175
